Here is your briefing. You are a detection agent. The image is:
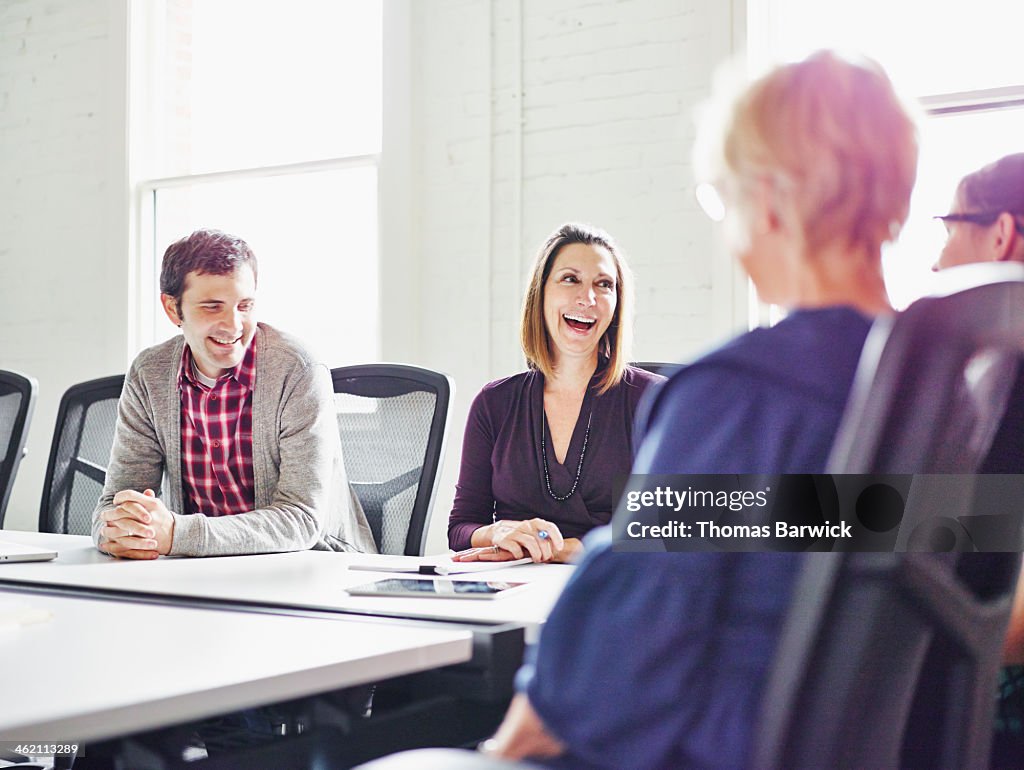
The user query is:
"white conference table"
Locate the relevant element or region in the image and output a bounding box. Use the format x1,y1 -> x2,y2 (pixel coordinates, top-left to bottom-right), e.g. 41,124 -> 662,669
0,590 -> 473,744
0,531 -> 574,643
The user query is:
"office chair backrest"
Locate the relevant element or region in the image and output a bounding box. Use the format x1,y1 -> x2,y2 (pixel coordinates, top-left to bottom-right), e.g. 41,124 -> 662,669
752,264 -> 1024,770
331,364 -> 454,556
40,375 -> 124,535
0,369 -> 37,526
829,263 -> 1024,474
631,361 -> 683,377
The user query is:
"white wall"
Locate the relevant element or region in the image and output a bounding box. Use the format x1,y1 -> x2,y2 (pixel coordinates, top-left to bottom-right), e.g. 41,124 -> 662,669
0,0 -> 128,532
392,0 -> 744,553
0,0 -> 744,550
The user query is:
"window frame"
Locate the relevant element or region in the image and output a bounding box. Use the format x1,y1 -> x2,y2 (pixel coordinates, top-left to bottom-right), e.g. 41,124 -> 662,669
126,1 -> 385,358
743,3 -> 1024,323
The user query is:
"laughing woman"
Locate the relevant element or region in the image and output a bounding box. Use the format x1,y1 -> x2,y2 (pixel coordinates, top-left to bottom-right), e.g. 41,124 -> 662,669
448,223 -> 664,563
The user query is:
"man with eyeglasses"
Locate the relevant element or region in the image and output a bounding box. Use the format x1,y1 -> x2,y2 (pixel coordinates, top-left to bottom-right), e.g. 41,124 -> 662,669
932,153 -> 1024,769
934,152 -> 1024,271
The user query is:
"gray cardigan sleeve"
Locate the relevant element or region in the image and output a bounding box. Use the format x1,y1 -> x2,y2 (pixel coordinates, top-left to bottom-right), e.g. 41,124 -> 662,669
91,359 -> 168,547
167,361 -> 335,556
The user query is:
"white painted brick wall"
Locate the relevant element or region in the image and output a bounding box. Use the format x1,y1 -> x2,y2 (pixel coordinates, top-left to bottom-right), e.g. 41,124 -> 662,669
0,0 -> 127,532
0,0 -> 741,552
405,0 -> 742,553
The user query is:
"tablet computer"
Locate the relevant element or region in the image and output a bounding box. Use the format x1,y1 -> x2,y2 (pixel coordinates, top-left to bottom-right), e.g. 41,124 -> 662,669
0,542 -> 58,563
345,578 -> 528,600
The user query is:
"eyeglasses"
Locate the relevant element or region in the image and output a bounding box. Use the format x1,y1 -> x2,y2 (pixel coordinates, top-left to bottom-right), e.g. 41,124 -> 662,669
695,182 -> 726,222
695,175 -> 792,224
934,211 -> 1024,236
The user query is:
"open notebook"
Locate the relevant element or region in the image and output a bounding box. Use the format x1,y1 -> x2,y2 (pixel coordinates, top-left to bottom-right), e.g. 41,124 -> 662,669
348,554 -> 533,576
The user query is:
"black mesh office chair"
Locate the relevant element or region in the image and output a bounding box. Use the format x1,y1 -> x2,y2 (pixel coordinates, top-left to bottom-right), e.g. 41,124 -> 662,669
355,268 -> 1024,770
752,264 -> 1024,770
631,360 -> 682,377
331,364 -> 454,556
39,375 -> 124,535
0,369 -> 37,527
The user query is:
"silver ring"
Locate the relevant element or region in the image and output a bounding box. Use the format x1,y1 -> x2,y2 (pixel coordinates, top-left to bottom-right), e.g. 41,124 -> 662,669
537,530 -> 550,540
490,545 -> 500,553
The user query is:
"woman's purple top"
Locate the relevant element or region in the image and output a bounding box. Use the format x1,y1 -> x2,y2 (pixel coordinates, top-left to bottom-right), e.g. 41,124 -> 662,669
447,364 -> 665,550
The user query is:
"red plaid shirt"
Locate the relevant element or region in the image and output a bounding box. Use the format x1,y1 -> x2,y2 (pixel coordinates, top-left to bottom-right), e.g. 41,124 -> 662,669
177,340 -> 257,516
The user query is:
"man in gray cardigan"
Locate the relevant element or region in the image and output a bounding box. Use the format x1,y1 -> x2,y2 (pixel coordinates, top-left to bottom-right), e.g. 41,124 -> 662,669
93,229 -> 376,558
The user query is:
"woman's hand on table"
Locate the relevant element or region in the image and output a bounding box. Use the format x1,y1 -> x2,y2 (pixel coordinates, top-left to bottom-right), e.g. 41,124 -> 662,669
454,519 -> 582,563
551,537 -> 583,563
450,544 -> 524,562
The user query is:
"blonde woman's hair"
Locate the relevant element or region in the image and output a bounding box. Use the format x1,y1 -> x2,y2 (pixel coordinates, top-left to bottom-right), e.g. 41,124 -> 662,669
520,223 -> 633,395
699,50 -> 919,257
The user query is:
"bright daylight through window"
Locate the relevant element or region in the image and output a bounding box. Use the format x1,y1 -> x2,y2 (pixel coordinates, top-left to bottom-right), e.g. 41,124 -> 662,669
756,0 -> 1024,308
134,0 -> 382,364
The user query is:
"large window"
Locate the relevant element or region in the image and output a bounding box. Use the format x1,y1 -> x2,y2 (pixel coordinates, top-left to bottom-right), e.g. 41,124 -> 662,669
752,0 -> 1024,308
133,0 -> 382,364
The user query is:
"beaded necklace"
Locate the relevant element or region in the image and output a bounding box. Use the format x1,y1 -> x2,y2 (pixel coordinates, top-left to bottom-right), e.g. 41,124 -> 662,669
541,409 -> 593,501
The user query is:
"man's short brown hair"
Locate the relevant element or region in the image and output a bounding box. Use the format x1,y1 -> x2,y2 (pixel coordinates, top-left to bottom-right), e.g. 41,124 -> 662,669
160,229 -> 258,314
